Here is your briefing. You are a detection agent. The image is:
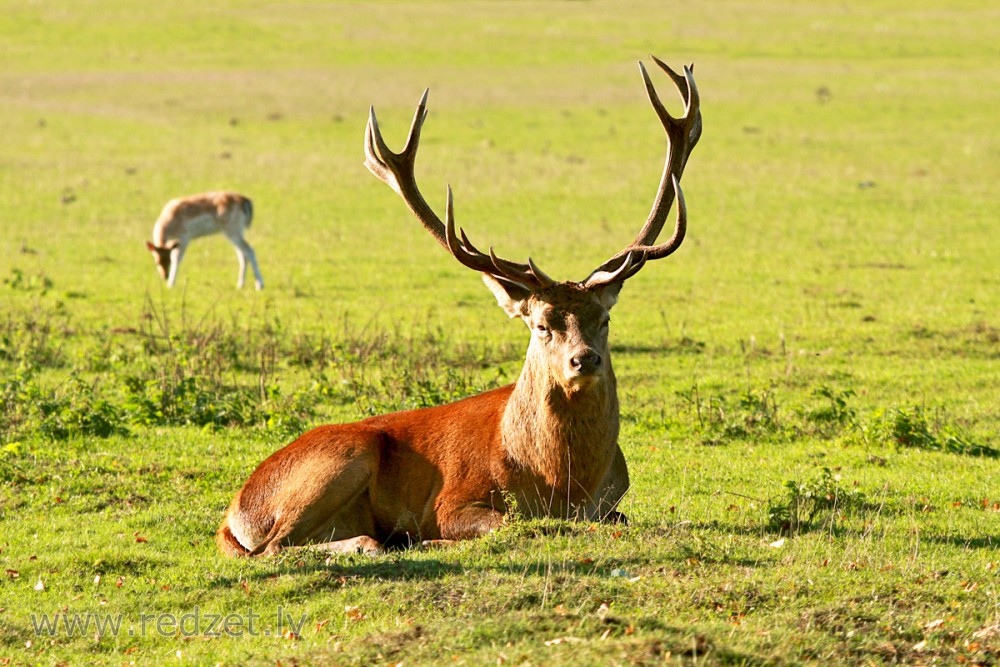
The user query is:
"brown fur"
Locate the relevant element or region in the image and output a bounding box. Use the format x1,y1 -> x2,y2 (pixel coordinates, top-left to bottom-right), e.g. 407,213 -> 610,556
146,191 -> 262,289
219,286 -> 629,557
219,58 -> 700,556
151,192 -> 250,246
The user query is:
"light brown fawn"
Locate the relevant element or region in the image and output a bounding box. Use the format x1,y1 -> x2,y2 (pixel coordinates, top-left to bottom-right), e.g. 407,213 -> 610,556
217,57 -> 701,556
145,191 -> 264,290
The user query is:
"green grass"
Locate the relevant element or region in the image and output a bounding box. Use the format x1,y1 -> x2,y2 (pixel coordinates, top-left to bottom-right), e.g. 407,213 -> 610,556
1,0 -> 999,664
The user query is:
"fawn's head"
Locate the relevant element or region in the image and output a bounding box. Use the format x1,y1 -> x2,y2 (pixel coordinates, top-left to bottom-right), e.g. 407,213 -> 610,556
145,240 -> 179,281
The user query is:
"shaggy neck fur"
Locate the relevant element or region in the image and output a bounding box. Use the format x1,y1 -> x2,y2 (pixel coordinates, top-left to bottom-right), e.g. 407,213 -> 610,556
501,348 -> 620,514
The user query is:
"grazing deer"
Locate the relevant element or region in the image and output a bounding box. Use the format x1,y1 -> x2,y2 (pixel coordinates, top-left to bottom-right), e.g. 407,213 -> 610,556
145,191 -> 264,290
217,57 -> 701,556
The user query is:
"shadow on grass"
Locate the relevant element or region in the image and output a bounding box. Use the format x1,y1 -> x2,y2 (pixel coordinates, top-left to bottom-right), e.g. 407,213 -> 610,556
344,612 -> 772,666
925,534 -> 999,550
209,555 -> 465,590
209,515 -> 794,589
610,337 -> 706,357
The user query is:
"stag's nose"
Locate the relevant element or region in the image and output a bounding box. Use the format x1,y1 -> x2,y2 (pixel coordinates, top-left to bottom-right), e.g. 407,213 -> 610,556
570,350 -> 602,375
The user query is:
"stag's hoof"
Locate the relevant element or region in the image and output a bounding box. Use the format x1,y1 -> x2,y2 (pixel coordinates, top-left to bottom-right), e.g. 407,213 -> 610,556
603,511 -> 629,525
311,535 -> 384,555
420,539 -> 459,550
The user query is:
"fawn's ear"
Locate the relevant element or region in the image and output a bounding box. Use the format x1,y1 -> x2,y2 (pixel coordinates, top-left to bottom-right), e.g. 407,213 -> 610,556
481,274 -> 532,319
145,240 -> 157,252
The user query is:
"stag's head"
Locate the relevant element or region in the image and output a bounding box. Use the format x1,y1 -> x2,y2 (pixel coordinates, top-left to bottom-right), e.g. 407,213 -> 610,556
364,56 -> 701,394
484,274 -> 615,392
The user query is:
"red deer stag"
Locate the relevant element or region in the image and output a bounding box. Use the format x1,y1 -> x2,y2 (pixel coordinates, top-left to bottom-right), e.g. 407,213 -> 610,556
145,191 -> 264,290
217,57 -> 701,556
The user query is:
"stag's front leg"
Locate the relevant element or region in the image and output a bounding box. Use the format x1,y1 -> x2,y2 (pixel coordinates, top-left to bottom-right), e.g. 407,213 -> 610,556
430,501 -> 507,547
588,445 -> 629,524
306,535 -> 384,555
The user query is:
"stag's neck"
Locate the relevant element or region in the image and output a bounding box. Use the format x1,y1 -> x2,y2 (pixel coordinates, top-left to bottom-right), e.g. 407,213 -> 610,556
500,357 -> 620,489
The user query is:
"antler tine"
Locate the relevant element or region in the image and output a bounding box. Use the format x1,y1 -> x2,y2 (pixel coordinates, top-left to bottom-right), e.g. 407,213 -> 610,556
444,186 -> 493,274
526,257 -> 555,287
402,88 -> 430,156
585,174 -> 686,289
364,89 -> 451,251
649,56 -> 700,123
368,89 -> 553,290
583,57 -> 701,288
583,250 -> 646,287
643,61 -> 699,236
640,174 -> 686,260
630,60 -> 699,249
444,187 -> 553,289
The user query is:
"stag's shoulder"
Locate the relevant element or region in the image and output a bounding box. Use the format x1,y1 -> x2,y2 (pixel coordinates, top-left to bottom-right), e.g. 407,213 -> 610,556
363,383 -> 516,428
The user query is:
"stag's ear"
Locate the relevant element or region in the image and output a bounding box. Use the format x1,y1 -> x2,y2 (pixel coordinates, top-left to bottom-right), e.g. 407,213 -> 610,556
482,274 -> 532,319
591,281 -> 624,311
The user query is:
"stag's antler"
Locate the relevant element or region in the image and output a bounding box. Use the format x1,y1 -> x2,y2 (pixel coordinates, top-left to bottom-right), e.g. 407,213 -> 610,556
365,92 -> 554,291
365,56 -> 700,292
583,57 -> 701,288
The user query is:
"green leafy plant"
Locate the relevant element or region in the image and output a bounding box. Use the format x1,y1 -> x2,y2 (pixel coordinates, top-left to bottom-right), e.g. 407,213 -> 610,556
3,268 -> 53,294
804,386 -> 857,436
679,385 -> 785,443
861,406 -> 998,457
35,376 -> 130,440
767,467 -> 867,534
0,307 -> 67,368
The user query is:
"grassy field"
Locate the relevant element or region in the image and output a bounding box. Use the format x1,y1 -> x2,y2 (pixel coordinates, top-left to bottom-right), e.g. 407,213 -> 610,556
1,1 -> 998,664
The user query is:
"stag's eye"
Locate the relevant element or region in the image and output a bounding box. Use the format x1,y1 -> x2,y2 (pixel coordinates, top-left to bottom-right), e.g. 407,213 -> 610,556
535,324 -> 550,337
601,317 -> 611,329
